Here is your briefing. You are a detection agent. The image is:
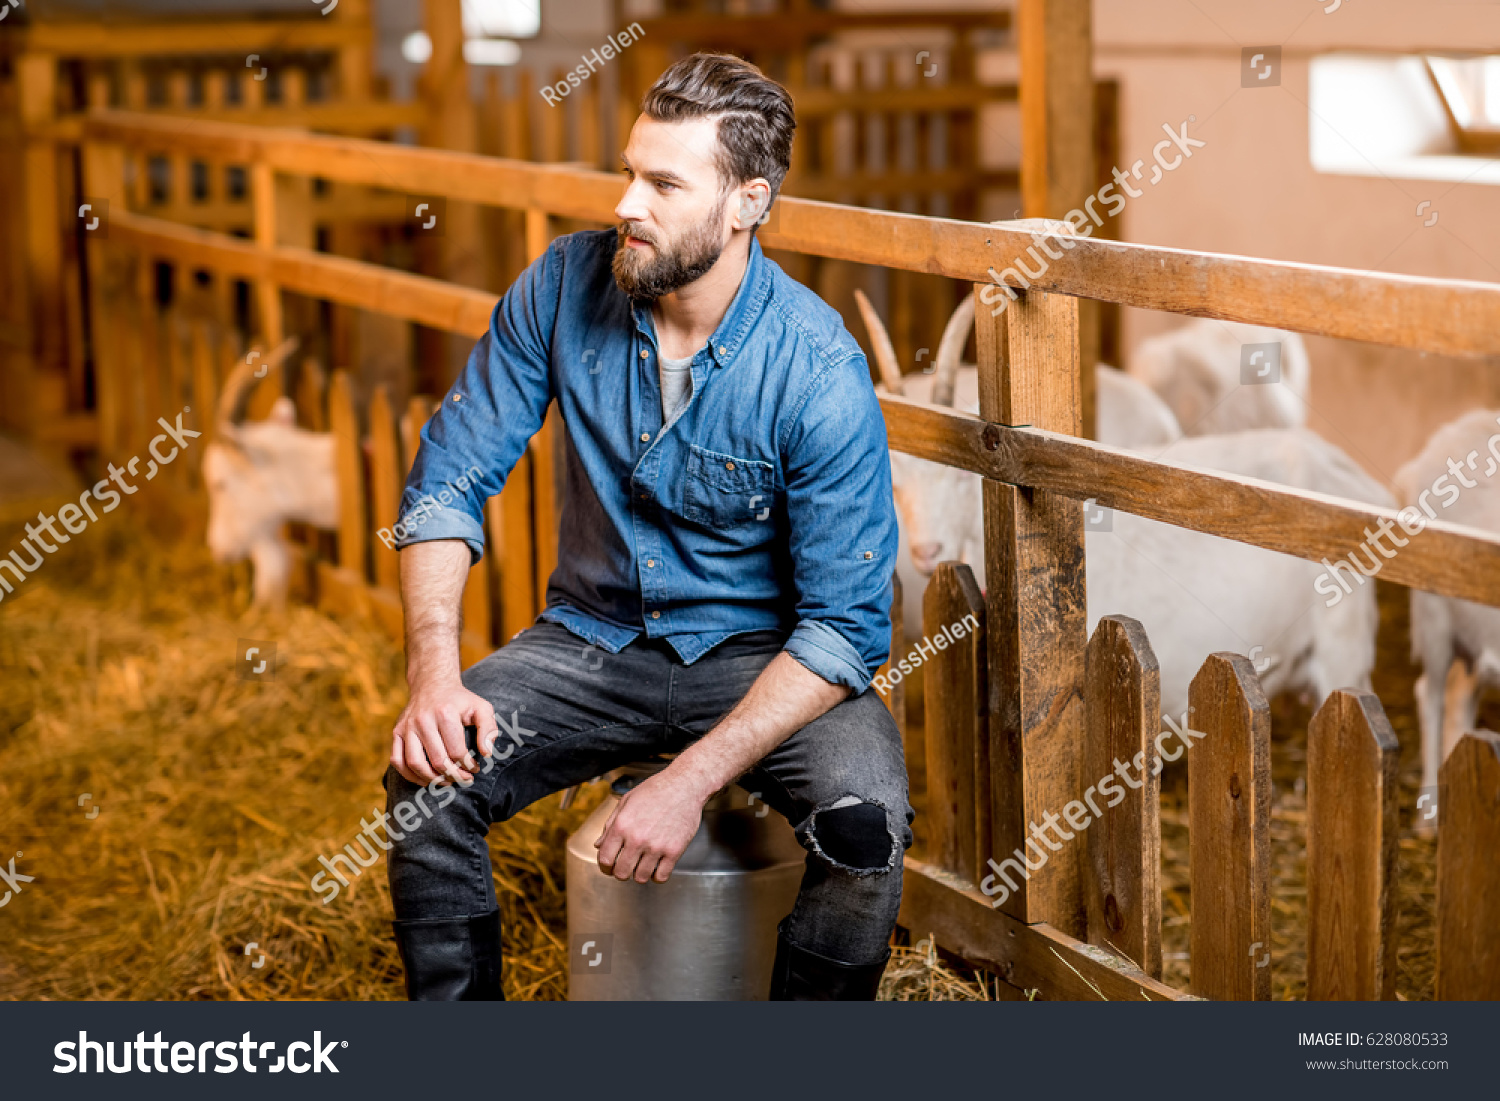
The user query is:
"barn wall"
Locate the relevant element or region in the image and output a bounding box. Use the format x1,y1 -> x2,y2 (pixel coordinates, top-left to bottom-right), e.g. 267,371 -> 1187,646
1092,0 -> 1500,487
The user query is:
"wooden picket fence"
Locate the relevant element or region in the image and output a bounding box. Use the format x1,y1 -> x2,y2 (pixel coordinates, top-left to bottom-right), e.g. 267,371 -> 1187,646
77,108 -> 1500,1001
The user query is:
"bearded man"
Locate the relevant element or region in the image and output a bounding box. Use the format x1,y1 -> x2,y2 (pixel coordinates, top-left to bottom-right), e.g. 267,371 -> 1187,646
384,51 -> 910,1001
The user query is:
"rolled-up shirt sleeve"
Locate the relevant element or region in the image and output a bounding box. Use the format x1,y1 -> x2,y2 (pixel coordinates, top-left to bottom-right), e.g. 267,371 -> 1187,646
779,351 -> 899,693
394,239 -> 562,564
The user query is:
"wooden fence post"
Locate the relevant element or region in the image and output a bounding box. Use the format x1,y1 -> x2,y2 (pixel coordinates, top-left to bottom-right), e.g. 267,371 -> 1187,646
81,137 -> 129,457
1306,689 -> 1399,1001
974,217 -> 1088,937
1436,730 -> 1500,999
1083,614 -> 1163,979
1188,652 -> 1272,1000
250,160 -> 285,346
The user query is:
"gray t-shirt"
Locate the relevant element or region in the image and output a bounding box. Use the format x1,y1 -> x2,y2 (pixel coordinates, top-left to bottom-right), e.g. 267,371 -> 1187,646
659,350 -> 697,425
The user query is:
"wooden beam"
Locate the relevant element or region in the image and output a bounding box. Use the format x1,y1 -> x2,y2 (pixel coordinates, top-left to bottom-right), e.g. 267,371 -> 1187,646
106,210 -> 496,337
82,112 -> 1500,357
899,857 -> 1189,1001
878,396 -> 1500,610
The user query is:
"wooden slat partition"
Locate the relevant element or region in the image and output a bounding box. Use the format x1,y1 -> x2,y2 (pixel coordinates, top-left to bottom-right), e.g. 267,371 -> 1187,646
1188,653 -> 1272,1001
367,386 -> 402,592
327,370 -> 366,579
921,563 -> 987,886
1306,689 -> 1400,1001
1436,731 -> 1500,999
1083,615 -> 1163,980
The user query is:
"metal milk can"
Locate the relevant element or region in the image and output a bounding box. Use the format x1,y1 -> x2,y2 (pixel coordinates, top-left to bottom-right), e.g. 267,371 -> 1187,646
566,760 -> 805,1000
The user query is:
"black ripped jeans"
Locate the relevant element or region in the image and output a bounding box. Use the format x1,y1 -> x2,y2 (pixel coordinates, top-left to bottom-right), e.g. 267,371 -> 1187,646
382,621 -> 913,966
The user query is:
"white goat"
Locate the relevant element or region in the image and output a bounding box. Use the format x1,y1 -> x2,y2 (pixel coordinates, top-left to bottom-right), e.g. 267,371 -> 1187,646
202,341 -> 338,607
1393,408 -> 1500,807
1127,318 -> 1311,437
858,290 -> 1389,719
858,289 -> 1182,636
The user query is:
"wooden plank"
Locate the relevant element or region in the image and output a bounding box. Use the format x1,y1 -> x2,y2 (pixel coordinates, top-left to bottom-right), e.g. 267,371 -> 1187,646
23,20 -> 371,58
878,397 -> 1500,610
531,403 -> 561,617
976,254 -> 1088,938
1083,614 -> 1163,980
1436,730 -> 1500,999
368,386 -> 402,592
106,210 -> 496,338
83,111 -> 1500,357
327,370 -> 367,580
921,562 -> 987,885
899,857 -> 1189,1002
1187,653 -> 1272,1001
1306,689 -> 1400,1001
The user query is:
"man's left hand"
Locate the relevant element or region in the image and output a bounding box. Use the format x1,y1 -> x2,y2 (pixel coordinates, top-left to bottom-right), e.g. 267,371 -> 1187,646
593,769 -> 709,883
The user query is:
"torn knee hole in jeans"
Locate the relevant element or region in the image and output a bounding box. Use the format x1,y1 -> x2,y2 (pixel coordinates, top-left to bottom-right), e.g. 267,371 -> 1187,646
803,795 -> 899,876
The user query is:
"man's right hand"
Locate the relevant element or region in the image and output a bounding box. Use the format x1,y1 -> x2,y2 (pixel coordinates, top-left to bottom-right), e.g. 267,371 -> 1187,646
390,679 -> 500,786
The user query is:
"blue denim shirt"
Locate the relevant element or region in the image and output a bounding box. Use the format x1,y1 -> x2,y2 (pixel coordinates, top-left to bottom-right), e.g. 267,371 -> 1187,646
395,229 -> 898,693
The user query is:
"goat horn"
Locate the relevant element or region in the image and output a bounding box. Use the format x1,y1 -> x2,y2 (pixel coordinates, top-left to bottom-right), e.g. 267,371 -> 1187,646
853,288 -> 904,396
931,292 -> 974,408
216,335 -> 302,431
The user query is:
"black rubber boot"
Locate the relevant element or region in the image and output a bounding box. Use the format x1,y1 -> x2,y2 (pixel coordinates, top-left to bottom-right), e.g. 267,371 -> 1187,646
768,919 -> 889,1001
392,910 -> 505,1001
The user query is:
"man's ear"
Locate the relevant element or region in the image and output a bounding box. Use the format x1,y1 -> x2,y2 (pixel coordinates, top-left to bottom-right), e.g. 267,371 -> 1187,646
734,181 -> 772,231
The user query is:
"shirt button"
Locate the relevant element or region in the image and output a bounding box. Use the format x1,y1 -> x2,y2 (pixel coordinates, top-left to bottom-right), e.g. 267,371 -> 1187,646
718,345 -> 726,355
864,551 -> 873,559
640,433 -> 650,442
725,461 -> 735,471
639,349 -> 649,359
646,559 -> 656,567
651,610 -> 661,619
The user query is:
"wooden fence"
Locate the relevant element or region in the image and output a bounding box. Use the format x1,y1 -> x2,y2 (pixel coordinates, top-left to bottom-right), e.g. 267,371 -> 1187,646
79,108 -> 1500,1000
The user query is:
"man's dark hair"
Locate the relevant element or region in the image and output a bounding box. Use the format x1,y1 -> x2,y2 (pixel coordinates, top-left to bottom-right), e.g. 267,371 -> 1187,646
640,52 -> 796,226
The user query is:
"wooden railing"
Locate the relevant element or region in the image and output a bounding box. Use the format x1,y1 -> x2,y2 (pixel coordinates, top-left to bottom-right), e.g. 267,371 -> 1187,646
79,109 -> 1500,1000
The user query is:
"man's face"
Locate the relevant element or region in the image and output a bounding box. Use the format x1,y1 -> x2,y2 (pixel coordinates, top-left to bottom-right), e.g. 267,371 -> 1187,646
612,116 -> 742,302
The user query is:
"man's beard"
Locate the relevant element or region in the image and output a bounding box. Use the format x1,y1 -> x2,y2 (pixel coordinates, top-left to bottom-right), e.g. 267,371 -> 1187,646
612,198 -> 727,302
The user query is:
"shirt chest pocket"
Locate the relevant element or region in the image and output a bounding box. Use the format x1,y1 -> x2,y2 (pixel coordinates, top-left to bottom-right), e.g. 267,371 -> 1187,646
682,445 -> 778,531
